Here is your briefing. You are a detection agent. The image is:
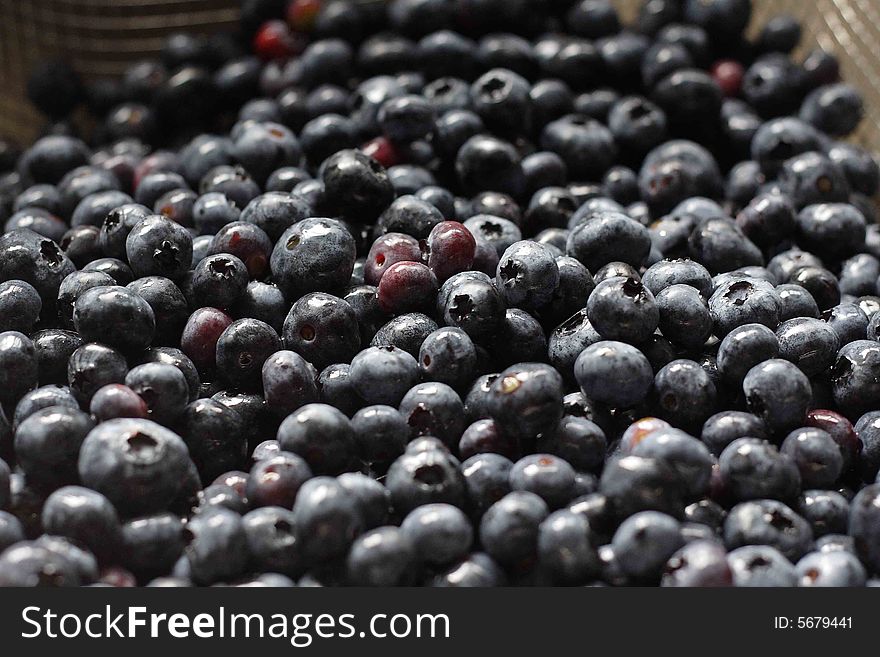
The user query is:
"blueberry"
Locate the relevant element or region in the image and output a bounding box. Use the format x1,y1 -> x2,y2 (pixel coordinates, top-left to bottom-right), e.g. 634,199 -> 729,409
246,451 -> 312,509
398,381 -> 465,448
184,507 -> 249,585
612,510 -> 684,580
575,340 -> 654,408
215,318 -> 282,391
262,350 -> 319,418
191,192 -> 240,236
701,410 -> 768,455
82,256 -> 135,285
385,446 -> 465,515
337,472 -> 390,530
724,498 -> 812,561
282,292 -> 359,370
727,545 -> 797,587
718,437 -> 801,503
14,405 -> 94,491
800,83 -> 863,137
400,503 -> 473,567
798,489 -> 850,538
537,508 -> 600,584
479,491 -> 548,570
346,526 -> 417,586
316,363 -> 361,418
828,335 -> 880,412
432,551 -> 506,587
0,541 -> 85,587
775,317 -> 839,377
0,280 -> 41,333
796,203 -> 865,261
292,476 -> 363,566
742,359 -> 812,434
787,265 -> 840,311
0,509 -> 24,552
351,405 -> 408,468
233,281 -> 288,333
661,539 -> 733,587
631,427 -> 713,498
125,215 -> 193,280
566,211 -> 650,273
849,484 -> 880,572
508,454 -> 577,510
138,347 -> 200,403
13,384 -> 79,429
178,398 -> 246,482
537,416 -> 606,474
77,418 -> 193,515
271,218 -> 356,299
796,550 -> 866,587
67,342 -> 128,406
41,486 -> 121,562
123,363 -> 188,427
600,455 -> 684,519
655,284 -> 712,349
73,285 -> 156,353
0,334 -> 36,416
348,346 -> 419,407
775,283 -> 820,321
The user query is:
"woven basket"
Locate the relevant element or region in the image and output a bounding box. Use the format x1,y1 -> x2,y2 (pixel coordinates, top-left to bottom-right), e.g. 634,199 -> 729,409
1,0 -> 879,150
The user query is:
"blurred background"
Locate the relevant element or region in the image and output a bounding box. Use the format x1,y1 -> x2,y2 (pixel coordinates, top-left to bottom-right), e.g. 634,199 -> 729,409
0,0 -> 878,148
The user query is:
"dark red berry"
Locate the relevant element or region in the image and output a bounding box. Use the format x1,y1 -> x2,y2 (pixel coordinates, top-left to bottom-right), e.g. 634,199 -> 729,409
365,232 -> 422,285
805,408 -> 861,469
711,59 -> 744,98
361,136 -> 401,169
424,220 -> 477,281
287,0 -> 323,32
89,383 -> 149,421
253,20 -> 301,61
180,307 -> 234,374
377,261 -> 438,314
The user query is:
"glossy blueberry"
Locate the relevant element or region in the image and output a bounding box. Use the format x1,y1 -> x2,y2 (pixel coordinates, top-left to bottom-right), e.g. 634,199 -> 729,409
125,215 -> 193,280
191,192 -> 240,236
632,427 -> 713,498
508,454 -> 577,510
13,385 -> 79,428
400,503 -> 472,567
282,292 -> 359,371
121,363 -> 187,427
566,211 -> 651,272
718,437 -> 801,503
727,545 -> 796,587
262,350 -> 318,418
599,455 -> 685,519
77,418 -> 192,515
575,340 -> 653,409
241,506 -> 302,578
479,491 -> 548,570
277,403 -> 354,475
830,340 -> 880,416
656,284 -> 712,349
723,499 -> 812,561
15,406 -> 95,491
346,526 -> 417,586
292,476 -> 363,566
701,411 -> 768,456
385,447 -> 465,515
271,218 -> 356,299
0,280 -> 41,333
798,489 -> 850,538
246,451 -> 312,509
67,343 -> 128,406
485,363 -> 563,443
776,283 -> 820,321
183,506 -> 249,585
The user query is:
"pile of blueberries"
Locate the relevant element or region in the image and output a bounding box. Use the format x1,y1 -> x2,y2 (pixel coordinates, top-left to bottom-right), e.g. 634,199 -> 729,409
0,0 -> 879,588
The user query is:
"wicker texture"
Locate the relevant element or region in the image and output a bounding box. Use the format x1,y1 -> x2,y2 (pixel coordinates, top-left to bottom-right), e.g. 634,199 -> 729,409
0,0 -> 878,149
